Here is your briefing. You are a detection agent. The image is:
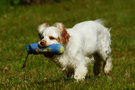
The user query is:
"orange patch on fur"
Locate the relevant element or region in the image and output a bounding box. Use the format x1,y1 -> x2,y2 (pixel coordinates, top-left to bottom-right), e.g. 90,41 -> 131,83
56,37 -> 60,43
61,28 -> 70,45
44,23 -> 49,28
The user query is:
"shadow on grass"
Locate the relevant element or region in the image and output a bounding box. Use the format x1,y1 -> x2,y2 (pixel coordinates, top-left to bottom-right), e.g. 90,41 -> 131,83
30,76 -> 75,86
30,75 -> 96,86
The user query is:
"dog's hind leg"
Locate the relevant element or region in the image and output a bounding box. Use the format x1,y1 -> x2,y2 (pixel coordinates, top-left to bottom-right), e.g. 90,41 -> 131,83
100,41 -> 112,75
93,53 -> 102,76
100,29 -> 112,75
103,56 -> 112,75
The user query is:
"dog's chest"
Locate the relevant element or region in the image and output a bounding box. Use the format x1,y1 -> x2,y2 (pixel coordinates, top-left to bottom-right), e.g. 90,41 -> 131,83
52,54 -> 75,69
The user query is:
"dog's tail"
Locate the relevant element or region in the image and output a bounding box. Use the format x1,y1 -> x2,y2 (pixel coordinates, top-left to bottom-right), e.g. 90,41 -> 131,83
95,19 -> 104,25
95,19 -> 112,32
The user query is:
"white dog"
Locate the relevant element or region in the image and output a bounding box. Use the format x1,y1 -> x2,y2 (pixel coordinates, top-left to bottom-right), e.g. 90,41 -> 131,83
38,20 -> 112,81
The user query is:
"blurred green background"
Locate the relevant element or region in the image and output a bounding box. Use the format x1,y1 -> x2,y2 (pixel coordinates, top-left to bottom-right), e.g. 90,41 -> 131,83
0,0 -> 135,89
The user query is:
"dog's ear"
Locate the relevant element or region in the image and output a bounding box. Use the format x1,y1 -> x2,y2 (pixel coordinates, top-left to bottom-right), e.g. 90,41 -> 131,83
53,23 -> 70,45
38,23 -> 49,39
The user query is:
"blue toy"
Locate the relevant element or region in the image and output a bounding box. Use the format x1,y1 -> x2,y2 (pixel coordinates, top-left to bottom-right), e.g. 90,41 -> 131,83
25,43 -> 64,55
22,43 -> 64,69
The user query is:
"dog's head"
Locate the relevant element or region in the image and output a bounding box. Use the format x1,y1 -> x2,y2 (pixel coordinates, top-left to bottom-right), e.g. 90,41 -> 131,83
38,23 -> 70,47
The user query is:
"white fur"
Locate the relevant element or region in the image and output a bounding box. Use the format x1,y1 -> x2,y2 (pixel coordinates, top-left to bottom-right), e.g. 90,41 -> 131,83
38,20 -> 113,81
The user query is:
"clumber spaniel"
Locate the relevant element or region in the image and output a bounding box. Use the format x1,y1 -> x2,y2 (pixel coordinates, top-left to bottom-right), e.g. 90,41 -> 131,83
38,20 -> 112,81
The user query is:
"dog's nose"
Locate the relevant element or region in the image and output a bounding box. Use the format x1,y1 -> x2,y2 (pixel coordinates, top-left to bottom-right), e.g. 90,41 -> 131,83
40,40 -> 46,46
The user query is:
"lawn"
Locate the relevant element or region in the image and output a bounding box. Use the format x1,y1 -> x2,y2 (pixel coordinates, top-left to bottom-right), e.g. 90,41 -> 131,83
0,0 -> 135,89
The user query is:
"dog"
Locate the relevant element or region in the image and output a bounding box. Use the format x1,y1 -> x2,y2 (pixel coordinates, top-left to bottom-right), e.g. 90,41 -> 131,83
38,20 -> 112,81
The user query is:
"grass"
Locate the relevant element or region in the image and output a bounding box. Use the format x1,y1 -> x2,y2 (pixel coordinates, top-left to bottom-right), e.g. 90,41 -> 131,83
0,0 -> 135,89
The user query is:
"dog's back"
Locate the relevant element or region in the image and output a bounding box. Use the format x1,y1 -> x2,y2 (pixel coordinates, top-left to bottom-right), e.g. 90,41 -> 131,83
69,20 -> 111,56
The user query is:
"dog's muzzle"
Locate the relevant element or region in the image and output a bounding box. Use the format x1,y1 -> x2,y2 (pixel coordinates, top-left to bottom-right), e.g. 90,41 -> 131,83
39,40 -> 46,47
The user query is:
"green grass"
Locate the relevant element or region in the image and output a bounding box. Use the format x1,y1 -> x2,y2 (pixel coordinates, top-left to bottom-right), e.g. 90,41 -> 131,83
0,0 -> 135,89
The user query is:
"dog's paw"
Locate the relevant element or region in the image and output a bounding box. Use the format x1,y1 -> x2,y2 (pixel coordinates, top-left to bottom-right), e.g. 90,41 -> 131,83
104,70 -> 111,75
74,74 -> 85,82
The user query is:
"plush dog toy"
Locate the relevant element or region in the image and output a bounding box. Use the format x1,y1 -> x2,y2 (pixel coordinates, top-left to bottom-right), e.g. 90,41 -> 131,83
22,43 -> 64,68
25,43 -> 64,55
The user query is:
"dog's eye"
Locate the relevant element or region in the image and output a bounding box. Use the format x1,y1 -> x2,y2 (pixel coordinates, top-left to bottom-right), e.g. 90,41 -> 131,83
49,36 -> 55,40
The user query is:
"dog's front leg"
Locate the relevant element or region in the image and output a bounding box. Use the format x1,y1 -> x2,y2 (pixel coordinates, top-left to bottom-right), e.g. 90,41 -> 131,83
74,65 -> 88,81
